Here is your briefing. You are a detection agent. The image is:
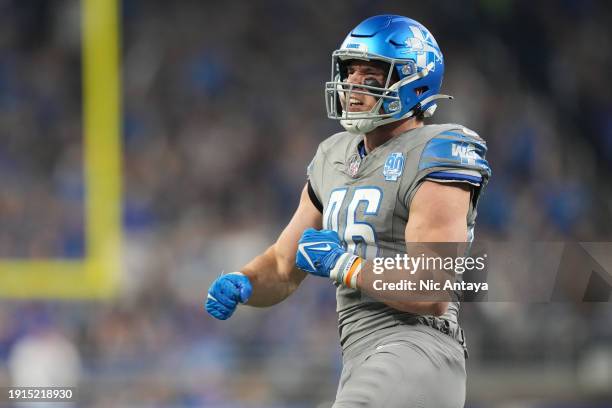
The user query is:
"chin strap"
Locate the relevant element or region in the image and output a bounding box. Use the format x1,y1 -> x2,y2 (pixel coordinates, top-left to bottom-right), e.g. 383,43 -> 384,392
400,93 -> 454,119
408,93 -> 454,118
341,118 -> 378,134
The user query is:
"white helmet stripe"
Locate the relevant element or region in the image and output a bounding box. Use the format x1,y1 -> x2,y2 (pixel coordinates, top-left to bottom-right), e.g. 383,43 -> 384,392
409,25 -> 425,41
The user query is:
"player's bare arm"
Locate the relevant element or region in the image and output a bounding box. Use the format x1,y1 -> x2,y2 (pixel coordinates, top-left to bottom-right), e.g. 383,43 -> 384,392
356,181 -> 471,316
242,184 -> 322,306
205,184 -> 321,319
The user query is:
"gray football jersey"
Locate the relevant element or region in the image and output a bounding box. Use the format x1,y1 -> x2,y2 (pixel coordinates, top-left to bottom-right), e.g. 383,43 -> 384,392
307,124 -> 491,350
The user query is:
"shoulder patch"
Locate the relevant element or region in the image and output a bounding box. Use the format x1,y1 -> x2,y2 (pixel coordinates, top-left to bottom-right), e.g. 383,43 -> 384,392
419,131 -> 491,185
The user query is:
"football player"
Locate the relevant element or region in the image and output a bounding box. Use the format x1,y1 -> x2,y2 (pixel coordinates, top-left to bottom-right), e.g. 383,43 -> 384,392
206,15 -> 491,407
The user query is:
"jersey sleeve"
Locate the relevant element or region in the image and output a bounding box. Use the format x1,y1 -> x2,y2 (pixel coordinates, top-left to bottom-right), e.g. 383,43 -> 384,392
306,145 -> 325,211
405,127 -> 492,206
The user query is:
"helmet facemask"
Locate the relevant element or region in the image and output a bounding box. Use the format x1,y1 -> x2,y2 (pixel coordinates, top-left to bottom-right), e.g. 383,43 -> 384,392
325,49 -> 451,134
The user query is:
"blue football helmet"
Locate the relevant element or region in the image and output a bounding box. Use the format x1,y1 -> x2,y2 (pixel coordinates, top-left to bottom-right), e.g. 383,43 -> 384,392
325,15 -> 452,134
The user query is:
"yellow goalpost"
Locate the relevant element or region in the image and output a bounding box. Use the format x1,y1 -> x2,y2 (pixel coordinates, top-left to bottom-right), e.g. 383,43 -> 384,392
0,0 -> 122,299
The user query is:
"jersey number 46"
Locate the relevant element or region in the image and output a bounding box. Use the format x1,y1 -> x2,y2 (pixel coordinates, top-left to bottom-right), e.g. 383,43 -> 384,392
323,187 -> 381,259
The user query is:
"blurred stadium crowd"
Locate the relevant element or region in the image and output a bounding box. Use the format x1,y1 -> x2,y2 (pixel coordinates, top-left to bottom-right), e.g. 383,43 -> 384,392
1,0 -> 612,406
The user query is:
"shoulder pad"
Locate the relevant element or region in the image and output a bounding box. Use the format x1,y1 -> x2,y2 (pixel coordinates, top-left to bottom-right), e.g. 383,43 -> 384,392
418,128 -> 491,186
319,131 -> 353,154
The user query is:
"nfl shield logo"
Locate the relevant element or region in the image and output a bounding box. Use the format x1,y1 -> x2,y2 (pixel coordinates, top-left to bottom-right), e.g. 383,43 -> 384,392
383,152 -> 405,181
347,154 -> 361,178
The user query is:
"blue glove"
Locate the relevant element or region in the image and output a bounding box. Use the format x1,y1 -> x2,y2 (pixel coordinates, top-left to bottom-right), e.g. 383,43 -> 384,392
205,272 -> 252,320
296,228 -> 363,288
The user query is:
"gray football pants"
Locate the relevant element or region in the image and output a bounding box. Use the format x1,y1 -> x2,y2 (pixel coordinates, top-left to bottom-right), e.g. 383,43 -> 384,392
333,325 -> 466,408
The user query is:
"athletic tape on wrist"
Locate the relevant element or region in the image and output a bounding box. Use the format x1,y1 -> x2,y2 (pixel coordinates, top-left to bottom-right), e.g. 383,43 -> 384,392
344,257 -> 363,289
331,254 -> 362,289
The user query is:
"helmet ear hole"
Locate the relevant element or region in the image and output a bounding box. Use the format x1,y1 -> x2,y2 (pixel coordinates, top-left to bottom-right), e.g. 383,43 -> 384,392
415,86 -> 429,96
